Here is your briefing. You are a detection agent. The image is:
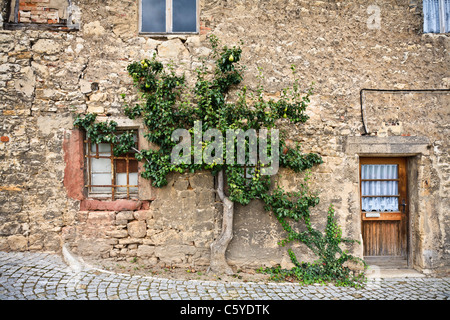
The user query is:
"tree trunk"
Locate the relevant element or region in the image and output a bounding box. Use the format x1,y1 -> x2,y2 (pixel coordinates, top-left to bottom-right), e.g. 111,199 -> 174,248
209,169 -> 234,275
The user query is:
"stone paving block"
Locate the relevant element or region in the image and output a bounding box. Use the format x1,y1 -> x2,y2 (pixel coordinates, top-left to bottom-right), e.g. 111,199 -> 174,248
1,252 -> 450,300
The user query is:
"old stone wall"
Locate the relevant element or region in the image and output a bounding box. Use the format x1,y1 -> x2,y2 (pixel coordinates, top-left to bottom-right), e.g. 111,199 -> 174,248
0,0 -> 448,273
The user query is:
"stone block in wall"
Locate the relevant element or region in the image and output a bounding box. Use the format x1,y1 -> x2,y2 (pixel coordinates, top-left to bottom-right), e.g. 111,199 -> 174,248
188,172 -> 214,190
28,233 -> 44,251
154,245 -> 197,266
173,178 -> 189,191
148,229 -> 180,245
86,105 -> 104,114
77,239 -> 111,259
137,245 -> 155,258
32,39 -> 61,55
115,219 -> 128,226
106,229 -> 128,239
0,190 -> 23,216
83,21 -> 106,37
7,235 -> 27,251
119,238 -> 143,246
127,221 -> 147,238
116,211 -> 134,221
86,211 -> 115,225
133,210 -> 153,221
157,39 -> 190,60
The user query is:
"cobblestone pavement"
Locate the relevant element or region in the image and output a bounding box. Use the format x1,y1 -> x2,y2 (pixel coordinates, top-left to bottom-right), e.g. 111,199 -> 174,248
1,251 -> 449,301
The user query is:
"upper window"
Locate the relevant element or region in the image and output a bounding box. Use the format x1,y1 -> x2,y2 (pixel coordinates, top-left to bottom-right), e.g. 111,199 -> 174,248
423,0 -> 450,33
85,131 -> 139,200
140,0 -> 198,34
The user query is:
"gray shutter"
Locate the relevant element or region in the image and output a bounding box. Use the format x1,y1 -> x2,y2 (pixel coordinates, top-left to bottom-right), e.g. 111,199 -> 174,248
423,0 -> 441,33
445,0 -> 450,32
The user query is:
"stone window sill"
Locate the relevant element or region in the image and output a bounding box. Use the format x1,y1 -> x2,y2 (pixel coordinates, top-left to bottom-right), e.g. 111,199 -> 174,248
80,199 -> 149,212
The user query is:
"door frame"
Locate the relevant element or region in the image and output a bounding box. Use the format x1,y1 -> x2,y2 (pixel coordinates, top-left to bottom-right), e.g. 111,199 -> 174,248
359,157 -> 409,263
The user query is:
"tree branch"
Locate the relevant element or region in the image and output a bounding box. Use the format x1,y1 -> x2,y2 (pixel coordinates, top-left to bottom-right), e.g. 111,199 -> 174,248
209,168 -> 234,275
217,168 -> 225,201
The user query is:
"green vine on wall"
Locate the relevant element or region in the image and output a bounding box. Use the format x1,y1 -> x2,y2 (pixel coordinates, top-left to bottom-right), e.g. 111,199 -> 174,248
261,185 -> 366,287
74,35 -> 366,287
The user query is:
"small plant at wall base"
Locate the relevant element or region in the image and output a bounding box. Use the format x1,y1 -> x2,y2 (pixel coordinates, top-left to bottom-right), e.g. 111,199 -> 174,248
73,35 -> 366,287
258,197 -> 367,287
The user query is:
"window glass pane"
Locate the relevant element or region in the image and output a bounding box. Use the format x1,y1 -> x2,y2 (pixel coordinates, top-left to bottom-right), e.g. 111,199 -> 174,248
142,0 -> 166,33
129,172 -> 138,193
116,173 -> 138,193
362,181 -> 398,196
91,157 -> 111,173
361,164 -> 399,212
362,197 -> 398,212
91,173 -> 112,193
90,143 -> 111,154
361,164 -> 397,179
172,0 -> 197,32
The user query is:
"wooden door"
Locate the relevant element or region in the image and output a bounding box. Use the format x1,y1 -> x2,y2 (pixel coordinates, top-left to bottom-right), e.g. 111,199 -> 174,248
360,158 -> 408,258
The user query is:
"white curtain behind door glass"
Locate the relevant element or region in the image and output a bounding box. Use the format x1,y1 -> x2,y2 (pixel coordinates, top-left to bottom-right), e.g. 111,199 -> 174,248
361,164 -> 398,212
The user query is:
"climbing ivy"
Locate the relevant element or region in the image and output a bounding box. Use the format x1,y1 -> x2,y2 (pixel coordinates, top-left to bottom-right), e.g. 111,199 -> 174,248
74,35 -> 366,287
